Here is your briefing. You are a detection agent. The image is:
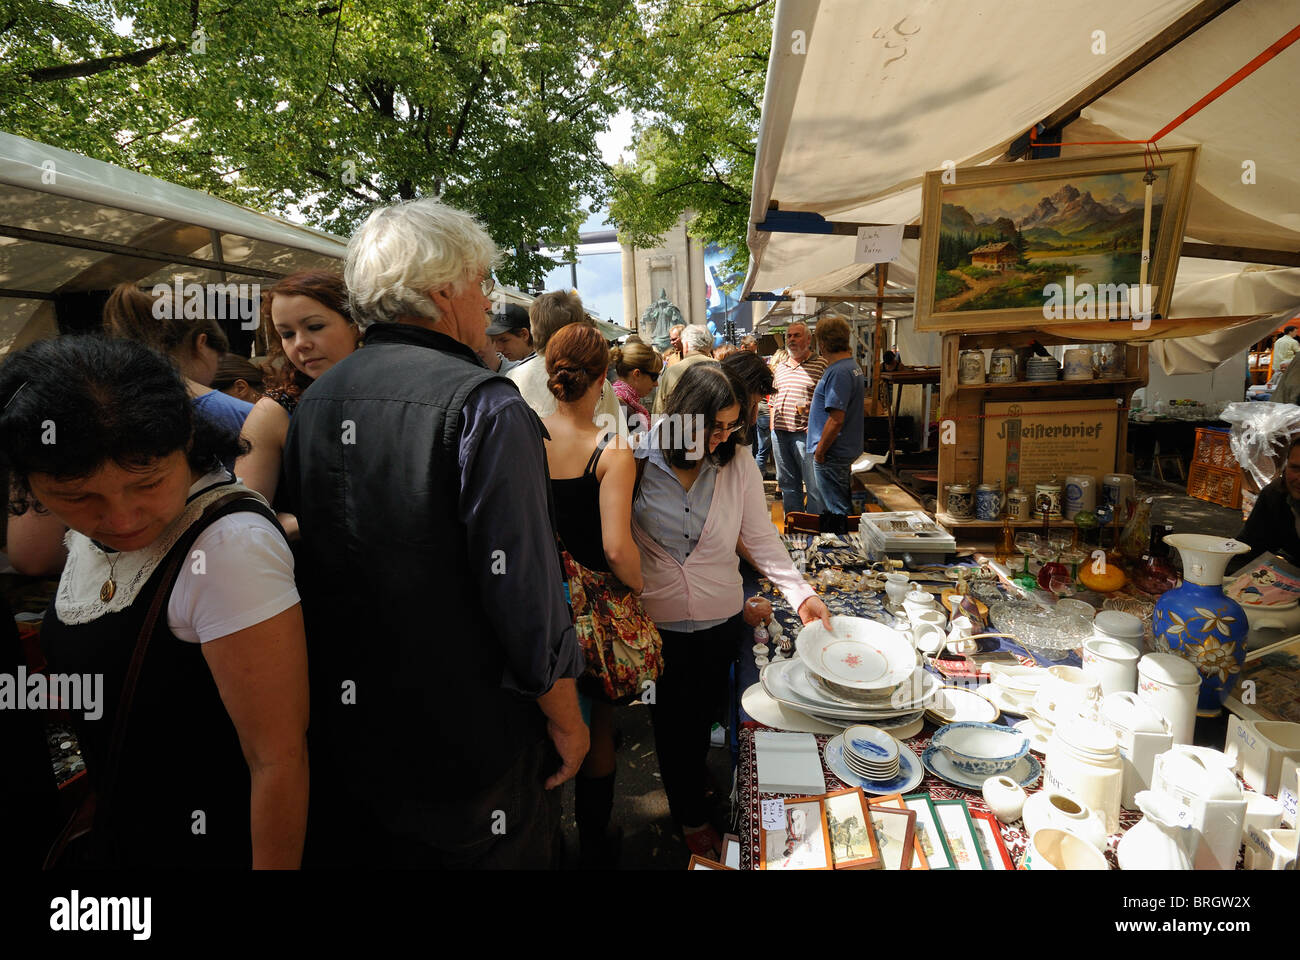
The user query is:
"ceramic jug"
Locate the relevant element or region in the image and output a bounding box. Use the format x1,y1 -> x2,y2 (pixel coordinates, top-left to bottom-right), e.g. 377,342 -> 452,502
1152,535 -> 1251,715
1116,790 -> 1197,870
1151,745 -> 1246,871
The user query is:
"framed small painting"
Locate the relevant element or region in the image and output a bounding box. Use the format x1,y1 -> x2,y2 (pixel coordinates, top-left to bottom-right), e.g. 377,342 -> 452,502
821,787 -> 883,870
760,797 -> 834,871
934,799 -> 991,870
903,792 -> 954,871
870,793 -> 930,869
915,147 -> 1198,332
971,811 -> 1016,870
867,806 -> 917,870
687,855 -> 734,871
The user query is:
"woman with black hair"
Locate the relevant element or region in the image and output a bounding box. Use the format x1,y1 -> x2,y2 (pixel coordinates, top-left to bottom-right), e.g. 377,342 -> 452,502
632,362 -> 831,859
0,336 -> 308,868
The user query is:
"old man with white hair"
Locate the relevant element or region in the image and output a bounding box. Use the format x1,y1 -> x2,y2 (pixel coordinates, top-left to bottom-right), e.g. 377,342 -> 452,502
282,197 -> 587,868
652,323 -> 716,415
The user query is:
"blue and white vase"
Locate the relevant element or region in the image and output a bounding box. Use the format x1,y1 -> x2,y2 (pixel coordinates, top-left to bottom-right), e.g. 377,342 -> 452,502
1152,534 -> 1251,716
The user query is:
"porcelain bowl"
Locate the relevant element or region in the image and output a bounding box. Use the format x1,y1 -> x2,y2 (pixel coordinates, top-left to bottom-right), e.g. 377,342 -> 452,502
930,721 -> 1031,777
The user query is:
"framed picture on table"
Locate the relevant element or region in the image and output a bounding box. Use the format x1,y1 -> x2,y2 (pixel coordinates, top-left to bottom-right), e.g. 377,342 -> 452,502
971,811 -> 1016,870
869,793 -> 929,869
821,787 -> 883,870
934,799 -> 991,870
760,797 -> 833,871
687,855 -> 735,871
866,806 -> 917,870
903,793 -> 955,871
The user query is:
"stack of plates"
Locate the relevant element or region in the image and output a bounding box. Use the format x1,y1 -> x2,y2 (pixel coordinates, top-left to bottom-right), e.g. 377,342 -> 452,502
760,657 -> 938,739
1025,356 -> 1060,381
841,725 -> 900,780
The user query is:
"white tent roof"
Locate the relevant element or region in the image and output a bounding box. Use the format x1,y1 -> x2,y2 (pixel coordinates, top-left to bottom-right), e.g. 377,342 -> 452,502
0,132 -> 348,353
742,0 -> 1300,369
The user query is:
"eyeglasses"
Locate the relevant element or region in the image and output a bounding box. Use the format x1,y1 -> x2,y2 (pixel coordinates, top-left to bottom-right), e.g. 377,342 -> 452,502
480,276 -> 496,296
709,418 -> 743,438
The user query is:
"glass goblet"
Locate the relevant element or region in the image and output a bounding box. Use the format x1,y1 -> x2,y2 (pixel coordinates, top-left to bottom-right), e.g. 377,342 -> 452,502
1014,532 -> 1041,575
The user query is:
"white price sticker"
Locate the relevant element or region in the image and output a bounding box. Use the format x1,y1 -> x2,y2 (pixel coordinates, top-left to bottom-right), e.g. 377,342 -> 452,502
761,798 -> 786,831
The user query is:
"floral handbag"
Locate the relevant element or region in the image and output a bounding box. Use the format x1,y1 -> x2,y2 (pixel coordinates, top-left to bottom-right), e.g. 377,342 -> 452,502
559,546 -> 663,703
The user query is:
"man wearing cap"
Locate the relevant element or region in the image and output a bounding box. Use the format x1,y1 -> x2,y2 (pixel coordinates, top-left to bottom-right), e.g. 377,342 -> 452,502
487,303 -> 536,374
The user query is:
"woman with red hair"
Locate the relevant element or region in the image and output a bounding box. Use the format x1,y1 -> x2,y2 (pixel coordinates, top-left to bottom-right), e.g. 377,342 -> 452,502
236,272 -> 360,538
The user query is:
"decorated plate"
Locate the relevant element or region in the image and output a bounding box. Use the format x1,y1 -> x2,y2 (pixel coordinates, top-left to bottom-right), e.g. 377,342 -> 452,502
824,735 -> 925,795
795,616 -> 917,692
921,744 -> 1042,791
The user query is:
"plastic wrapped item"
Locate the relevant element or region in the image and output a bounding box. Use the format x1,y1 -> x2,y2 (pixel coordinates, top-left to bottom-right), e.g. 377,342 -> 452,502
1220,401 -> 1300,490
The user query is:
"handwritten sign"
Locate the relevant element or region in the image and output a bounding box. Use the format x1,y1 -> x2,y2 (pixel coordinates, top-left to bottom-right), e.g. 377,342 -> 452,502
761,799 -> 786,831
854,224 -> 904,264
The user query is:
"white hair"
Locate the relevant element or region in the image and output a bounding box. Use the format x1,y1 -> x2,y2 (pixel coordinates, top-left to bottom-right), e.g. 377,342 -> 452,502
682,324 -> 713,355
344,198 -> 500,330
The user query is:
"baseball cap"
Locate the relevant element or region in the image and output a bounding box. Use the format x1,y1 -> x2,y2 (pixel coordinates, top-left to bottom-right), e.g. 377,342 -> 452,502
487,303 -> 530,337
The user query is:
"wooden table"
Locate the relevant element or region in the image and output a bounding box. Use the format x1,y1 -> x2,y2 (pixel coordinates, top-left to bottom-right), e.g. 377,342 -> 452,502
879,367 -> 941,469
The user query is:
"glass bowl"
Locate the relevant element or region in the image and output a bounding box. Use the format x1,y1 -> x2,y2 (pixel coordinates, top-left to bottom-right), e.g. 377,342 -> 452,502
990,600 -> 1092,662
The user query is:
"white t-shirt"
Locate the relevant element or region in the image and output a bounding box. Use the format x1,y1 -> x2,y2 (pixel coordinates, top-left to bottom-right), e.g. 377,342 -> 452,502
167,510 -> 300,643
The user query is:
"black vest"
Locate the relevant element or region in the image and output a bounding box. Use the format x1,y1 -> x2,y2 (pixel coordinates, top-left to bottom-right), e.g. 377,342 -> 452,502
282,324 -> 547,845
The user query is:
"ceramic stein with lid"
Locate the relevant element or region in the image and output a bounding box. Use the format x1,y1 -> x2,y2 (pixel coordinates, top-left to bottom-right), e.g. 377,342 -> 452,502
989,348 -> 1018,383
958,349 -> 986,384
1034,481 -> 1062,519
975,482 -> 1004,521
1006,487 -> 1032,521
945,483 -> 973,519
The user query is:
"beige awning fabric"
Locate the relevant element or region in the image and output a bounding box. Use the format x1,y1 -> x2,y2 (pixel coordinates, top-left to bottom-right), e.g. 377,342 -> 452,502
741,0 -> 1300,376
0,132 -> 348,354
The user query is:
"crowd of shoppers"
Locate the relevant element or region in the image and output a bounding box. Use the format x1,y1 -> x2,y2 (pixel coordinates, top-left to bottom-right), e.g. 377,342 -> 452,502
2,193 -> 877,870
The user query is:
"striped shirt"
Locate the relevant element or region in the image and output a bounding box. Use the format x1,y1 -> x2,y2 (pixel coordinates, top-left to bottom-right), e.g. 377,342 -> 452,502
770,353 -> 827,432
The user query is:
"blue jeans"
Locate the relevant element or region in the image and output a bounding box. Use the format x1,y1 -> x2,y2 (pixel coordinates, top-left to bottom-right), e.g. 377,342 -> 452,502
773,428 -> 824,516
814,454 -> 855,516
755,411 -> 772,474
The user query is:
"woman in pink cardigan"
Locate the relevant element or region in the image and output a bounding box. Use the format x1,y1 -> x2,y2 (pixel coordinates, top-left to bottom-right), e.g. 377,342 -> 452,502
632,362 -> 831,859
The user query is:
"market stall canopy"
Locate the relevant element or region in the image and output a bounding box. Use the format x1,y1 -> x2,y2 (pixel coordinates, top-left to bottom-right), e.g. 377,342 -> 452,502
0,131 -> 348,354
756,262 -> 913,330
742,0 -> 1300,339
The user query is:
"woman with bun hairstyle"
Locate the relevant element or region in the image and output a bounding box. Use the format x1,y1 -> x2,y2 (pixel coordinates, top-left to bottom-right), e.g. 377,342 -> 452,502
542,322 -> 643,868
610,340 -> 663,438
235,271 -> 360,538
632,361 -> 831,859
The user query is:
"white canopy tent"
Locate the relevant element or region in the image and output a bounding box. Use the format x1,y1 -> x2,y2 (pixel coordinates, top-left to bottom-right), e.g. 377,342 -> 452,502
742,0 -> 1300,380
0,132 -> 348,354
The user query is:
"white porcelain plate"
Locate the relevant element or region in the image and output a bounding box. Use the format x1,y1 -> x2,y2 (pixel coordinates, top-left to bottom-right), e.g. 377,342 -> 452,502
981,682 -> 1033,718
762,660 -> 938,720
921,744 -> 1042,791
824,735 -> 924,795
796,616 -> 917,691
843,725 -> 900,766
925,685 -> 1000,725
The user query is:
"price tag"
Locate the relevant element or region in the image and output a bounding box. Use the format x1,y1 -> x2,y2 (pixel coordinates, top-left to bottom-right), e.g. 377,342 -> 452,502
853,224 -> 904,264
761,798 -> 786,831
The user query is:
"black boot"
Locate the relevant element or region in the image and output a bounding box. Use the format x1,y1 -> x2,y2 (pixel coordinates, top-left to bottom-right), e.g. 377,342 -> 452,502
575,771 -> 622,869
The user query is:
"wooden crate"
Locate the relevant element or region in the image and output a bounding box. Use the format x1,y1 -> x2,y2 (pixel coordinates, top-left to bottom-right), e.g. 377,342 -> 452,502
1186,460 -> 1242,509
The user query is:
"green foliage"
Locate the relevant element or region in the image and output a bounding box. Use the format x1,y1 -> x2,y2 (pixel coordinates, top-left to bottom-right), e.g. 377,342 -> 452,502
957,265 -> 995,279
932,270 -> 966,302
0,0 -> 646,288
605,0 -> 773,286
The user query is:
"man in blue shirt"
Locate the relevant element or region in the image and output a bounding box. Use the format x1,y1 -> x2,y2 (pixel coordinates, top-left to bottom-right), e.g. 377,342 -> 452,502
806,315 -> 864,517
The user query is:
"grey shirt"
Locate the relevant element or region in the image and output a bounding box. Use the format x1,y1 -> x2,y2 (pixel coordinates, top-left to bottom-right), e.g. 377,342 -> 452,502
633,440 -> 726,633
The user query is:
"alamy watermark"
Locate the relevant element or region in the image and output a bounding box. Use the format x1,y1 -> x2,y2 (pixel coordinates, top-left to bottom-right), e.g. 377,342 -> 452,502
152,279 -> 261,330
0,668 -> 102,720
1042,277 -> 1156,330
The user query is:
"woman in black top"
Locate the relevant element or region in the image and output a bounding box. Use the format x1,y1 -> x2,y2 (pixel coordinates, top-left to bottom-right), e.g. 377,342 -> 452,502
542,323 -> 641,867
0,336 -> 308,868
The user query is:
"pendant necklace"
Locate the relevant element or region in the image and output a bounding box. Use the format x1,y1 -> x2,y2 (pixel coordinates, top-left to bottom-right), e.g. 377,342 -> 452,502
96,544 -> 121,603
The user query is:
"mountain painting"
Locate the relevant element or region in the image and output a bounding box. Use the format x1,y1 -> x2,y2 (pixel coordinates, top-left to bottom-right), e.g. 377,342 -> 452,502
932,170 -> 1168,312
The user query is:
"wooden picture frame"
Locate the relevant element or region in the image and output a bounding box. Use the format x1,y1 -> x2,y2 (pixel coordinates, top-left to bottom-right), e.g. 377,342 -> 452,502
720,833 -> 741,871
870,793 -> 930,869
687,854 -> 735,871
759,797 -> 834,871
971,811 -> 1016,870
867,805 -> 917,870
934,799 -> 991,870
821,787 -> 883,870
903,792 -> 954,871
915,147 -> 1198,332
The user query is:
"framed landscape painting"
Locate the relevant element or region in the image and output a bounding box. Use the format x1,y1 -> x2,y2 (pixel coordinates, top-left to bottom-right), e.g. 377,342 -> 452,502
915,147 -> 1198,332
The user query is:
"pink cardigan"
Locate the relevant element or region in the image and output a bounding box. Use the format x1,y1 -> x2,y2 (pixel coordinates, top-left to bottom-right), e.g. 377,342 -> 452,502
632,450 -> 817,625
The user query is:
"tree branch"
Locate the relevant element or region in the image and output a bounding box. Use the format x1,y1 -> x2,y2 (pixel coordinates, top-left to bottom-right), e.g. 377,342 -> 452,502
305,165 -> 384,202
710,0 -> 771,23
24,43 -> 178,83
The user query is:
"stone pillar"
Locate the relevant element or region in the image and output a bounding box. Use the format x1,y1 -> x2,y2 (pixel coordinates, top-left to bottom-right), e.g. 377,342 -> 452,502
621,243 -> 638,331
